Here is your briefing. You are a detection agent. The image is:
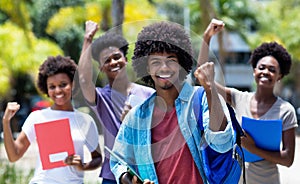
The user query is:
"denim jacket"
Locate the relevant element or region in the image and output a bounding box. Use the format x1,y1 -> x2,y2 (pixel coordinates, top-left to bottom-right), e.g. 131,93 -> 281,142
110,82 -> 234,184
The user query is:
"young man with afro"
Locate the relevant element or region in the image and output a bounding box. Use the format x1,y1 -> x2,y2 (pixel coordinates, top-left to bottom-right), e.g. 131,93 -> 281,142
110,21 -> 235,184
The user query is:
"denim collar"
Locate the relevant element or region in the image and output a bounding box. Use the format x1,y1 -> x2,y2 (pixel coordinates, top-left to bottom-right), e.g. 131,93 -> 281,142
177,82 -> 195,102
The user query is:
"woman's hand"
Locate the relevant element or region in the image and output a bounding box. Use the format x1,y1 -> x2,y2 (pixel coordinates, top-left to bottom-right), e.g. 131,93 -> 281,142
241,131 -> 256,152
2,102 -> 20,123
64,154 -> 84,171
203,18 -> 225,42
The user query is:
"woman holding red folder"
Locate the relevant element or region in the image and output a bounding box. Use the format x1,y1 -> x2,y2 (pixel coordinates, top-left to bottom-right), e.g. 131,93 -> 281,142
198,19 -> 298,184
2,55 -> 102,184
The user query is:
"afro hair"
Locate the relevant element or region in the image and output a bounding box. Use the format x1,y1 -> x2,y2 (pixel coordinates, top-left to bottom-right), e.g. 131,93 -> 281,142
37,55 -> 77,95
132,21 -> 194,87
249,42 -> 292,77
91,31 -> 129,63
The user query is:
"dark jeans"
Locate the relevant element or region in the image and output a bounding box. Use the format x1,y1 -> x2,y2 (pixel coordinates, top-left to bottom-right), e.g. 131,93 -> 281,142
102,178 -> 117,184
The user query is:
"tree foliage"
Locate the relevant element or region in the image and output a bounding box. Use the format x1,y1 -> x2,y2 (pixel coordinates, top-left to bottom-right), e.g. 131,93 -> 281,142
247,0 -> 300,60
1,0 -> 300,102
0,22 -> 62,97
248,0 -> 300,87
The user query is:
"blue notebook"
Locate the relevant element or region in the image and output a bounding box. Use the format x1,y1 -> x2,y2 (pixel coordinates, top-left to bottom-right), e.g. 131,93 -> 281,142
241,116 -> 282,162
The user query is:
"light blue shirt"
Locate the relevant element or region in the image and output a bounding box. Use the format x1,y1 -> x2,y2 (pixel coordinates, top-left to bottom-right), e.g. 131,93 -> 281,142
110,82 -> 234,184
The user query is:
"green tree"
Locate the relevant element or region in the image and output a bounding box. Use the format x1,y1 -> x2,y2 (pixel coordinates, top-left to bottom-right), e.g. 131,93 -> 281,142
196,0 -> 257,72
0,22 -> 63,110
148,0 -> 257,71
248,0 -> 300,92
0,0 -> 163,99
112,0 -> 124,35
0,0 -> 32,44
247,0 -> 300,59
30,0 -> 86,61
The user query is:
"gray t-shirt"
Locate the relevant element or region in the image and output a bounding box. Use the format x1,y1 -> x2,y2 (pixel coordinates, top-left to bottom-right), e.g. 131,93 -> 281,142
230,88 -> 298,184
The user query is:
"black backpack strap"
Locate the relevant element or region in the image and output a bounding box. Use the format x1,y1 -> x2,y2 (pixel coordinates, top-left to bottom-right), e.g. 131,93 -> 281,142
226,104 -> 246,184
226,104 -> 245,144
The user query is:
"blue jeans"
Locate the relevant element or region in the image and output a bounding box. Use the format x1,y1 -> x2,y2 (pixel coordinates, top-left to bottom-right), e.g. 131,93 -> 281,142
102,178 -> 117,184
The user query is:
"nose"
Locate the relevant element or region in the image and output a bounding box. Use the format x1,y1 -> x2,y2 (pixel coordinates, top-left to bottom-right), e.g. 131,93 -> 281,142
261,68 -> 270,75
54,86 -> 62,93
111,58 -> 119,64
109,58 -> 120,68
161,61 -> 168,68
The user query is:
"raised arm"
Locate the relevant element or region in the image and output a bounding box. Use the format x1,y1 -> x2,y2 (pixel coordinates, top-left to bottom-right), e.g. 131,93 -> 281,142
197,18 -> 232,104
197,18 -> 225,67
78,21 -> 99,104
194,63 -> 228,131
2,102 -> 30,162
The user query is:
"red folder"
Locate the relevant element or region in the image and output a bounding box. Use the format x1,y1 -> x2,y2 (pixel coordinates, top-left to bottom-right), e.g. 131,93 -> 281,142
34,118 -> 75,170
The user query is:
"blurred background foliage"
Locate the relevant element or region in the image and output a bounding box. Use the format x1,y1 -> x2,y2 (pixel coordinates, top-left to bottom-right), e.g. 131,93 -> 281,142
1,0 -> 300,113
0,161 -> 34,184
1,0 -> 300,182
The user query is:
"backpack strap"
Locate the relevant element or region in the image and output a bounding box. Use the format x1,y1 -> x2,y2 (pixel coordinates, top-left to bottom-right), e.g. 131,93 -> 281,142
193,86 -> 246,184
193,86 -> 244,142
193,86 -> 242,135
226,103 -> 245,144
226,104 -> 246,184
193,86 -> 205,131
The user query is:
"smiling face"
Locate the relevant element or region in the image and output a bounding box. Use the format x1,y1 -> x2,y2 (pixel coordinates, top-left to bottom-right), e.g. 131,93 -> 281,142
47,73 -> 73,110
254,56 -> 282,89
98,46 -> 127,81
147,52 -> 180,90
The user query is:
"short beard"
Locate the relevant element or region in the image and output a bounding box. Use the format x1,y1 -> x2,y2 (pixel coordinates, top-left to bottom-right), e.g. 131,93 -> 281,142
161,85 -> 173,90
157,83 -> 174,90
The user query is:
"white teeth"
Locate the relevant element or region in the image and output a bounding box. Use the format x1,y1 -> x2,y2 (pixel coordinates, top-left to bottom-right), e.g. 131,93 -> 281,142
260,77 -> 269,82
55,94 -> 64,98
111,66 -> 120,72
158,74 -> 171,78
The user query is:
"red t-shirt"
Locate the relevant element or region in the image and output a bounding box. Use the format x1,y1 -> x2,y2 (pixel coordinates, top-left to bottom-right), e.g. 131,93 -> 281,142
151,107 -> 203,184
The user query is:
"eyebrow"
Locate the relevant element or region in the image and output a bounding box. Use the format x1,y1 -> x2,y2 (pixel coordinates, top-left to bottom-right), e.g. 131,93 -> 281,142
47,80 -> 69,85
102,52 -> 122,61
167,55 -> 177,59
258,64 -> 277,68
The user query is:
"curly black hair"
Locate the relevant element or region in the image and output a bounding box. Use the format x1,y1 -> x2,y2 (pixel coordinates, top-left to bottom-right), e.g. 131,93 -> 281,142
91,31 -> 129,62
37,55 -> 77,95
249,42 -> 292,77
132,21 -> 194,87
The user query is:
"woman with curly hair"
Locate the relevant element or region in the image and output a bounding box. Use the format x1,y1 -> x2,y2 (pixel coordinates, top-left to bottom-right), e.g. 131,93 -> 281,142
2,55 -> 102,184
110,21 -> 234,184
199,20 -> 297,184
